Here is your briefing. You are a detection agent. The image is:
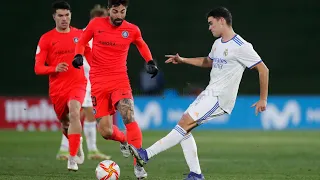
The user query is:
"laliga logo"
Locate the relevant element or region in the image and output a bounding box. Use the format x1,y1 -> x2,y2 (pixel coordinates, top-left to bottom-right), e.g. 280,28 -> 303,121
134,101 -> 162,130
261,100 -> 301,130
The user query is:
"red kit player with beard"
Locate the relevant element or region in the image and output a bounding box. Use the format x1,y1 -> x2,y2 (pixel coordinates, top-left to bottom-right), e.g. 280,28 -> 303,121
72,0 -> 158,178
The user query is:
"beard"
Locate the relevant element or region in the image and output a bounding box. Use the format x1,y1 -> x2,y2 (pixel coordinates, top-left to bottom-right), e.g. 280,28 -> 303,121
111,17 -> 123,26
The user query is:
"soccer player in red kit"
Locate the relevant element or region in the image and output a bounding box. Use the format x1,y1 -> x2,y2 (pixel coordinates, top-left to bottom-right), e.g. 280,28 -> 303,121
73,0 -> 158,178
34,1 -> 91,171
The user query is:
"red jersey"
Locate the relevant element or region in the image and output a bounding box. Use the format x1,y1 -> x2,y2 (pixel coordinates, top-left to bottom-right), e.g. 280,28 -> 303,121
75,17 -> 153,88
35,27 -> 91,97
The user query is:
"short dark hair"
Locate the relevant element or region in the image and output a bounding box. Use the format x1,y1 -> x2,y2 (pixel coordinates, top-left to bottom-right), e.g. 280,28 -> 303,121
90,4 -> 107,19
108,0 -> 129,8
206,7 -> 232,26
52,0 -> 71,14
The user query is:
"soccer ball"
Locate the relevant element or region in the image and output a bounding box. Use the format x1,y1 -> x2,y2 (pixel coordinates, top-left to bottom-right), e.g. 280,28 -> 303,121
95,160 -> 120,180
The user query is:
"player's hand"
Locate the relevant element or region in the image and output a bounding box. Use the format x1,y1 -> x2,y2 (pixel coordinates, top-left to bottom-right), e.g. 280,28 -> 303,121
251,99 -> 267,116
165,53 -> 183,64
72,54 -> 84,69
145,60 -> 158,78
55,62 -> 69,72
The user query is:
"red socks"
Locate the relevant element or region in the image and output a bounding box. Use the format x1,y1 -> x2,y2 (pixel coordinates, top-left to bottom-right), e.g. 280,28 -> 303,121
125,121 -> 142,165
125,121 -> 142,148
104,125 -> 126,143
68,134 -> 81,156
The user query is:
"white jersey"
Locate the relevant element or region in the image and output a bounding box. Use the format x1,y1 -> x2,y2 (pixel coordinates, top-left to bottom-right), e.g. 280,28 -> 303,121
81,36 -> 93,107
82,27 -> 92,80
206,34 -> 262,114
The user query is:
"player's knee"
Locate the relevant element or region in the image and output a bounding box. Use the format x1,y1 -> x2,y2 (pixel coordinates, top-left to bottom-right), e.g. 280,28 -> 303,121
117,99 -> 135,124
83,107 -> 96,122
99,126 -> 113,139
69,110 -> 80,122
178,113 -> 197,132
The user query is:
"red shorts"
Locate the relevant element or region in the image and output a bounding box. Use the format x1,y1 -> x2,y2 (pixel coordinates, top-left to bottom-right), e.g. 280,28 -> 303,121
91,83 -> 133,118
50,87 -> 86,120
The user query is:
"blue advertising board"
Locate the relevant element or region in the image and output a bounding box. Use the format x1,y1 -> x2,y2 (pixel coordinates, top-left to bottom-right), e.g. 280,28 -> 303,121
116,96 -> 320,130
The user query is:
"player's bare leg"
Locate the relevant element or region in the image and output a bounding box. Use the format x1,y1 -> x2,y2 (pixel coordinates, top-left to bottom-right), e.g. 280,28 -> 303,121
83,107 -> 111,160
117,98 -> 147,179
67,100 -> 83,171
97,115 -> 128,156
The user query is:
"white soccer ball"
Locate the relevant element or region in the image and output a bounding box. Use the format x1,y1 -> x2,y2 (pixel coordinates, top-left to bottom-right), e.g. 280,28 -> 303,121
95,160 -> 120,180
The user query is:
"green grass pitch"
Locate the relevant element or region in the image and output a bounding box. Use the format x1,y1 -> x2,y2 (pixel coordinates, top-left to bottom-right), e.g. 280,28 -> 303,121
0,130 -> 319,180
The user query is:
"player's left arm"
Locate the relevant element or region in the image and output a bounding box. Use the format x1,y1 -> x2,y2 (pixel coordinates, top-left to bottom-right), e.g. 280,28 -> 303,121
251,61 -> 269,103
133,26 -> 153,62
237,44 -> 269,115
133,26 -> 158,78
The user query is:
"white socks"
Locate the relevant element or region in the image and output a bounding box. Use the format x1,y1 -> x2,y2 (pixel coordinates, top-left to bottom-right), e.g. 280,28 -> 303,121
83,121 -> 97,151
60,134 -> 69,151
60,121 -> 98,152
146,125 -> 186,158
181,133 -> 201,174
145,125 -> 202,175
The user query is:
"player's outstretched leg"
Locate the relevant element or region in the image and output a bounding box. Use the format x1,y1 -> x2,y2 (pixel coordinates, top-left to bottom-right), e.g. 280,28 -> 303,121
116,98 -> 147,179
67,100 -> 83,171
83,107 -> 111,160
129,113 -> 193,166
129,113 -> 205,179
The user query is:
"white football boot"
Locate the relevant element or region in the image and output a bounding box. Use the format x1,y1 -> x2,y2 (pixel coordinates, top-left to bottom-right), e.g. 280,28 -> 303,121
75,137 -> 84,164
134,164 -> 147,179
67,156 -> 78,172
120,142 -> 130,158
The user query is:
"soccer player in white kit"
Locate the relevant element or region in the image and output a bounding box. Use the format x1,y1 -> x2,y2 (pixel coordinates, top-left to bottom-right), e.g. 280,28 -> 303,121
56,4 -> 111,161
129,7 -> 269,180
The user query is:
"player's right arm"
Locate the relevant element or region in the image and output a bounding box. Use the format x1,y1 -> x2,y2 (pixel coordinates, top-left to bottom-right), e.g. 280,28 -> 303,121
75,20 -> 95,56
165,53 -> 212,68
34,35 -> 56,75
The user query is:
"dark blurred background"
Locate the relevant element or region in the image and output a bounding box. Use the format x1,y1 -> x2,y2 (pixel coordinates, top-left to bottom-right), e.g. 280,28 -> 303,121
0,0 -> 318,96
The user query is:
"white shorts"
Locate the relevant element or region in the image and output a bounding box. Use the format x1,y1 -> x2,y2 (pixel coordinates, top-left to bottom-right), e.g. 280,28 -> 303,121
82,81 -> 93,107
185,91 -> 226,125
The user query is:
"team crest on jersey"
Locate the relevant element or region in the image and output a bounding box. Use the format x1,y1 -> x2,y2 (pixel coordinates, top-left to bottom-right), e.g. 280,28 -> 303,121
73,37 -> 79,43
223,49 -> 228,56
122,31 -> 129,38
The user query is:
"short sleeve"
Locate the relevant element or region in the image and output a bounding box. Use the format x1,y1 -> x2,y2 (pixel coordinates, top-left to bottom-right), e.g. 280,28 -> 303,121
208,42 -> 216,60
236,43 -> 262,68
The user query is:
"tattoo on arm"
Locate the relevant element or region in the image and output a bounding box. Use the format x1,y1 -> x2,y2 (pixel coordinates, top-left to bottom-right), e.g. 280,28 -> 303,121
117,98 -> 134,124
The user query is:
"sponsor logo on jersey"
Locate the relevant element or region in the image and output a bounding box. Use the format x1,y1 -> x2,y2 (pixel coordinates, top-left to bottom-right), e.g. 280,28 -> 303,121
99,41 -> 116,46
